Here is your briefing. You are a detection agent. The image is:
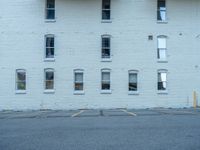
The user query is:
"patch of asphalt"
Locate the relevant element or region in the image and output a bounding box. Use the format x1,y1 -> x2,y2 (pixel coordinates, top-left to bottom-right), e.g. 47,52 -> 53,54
0,108 -> 199,119
0,110 -> 76,119
128,109 -> 161,116
149,108 -> 199,116
45,110 -> 78,118
74,109 -> 101,117
102,109 -> 135,117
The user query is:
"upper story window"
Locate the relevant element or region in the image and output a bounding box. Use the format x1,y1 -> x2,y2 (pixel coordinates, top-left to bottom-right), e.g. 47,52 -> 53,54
46,0 -> 55,20
157,36 -> 167,61
157,70 -> 167,91
157,0 -> 166,21
102,0 -> 111,20
45,35 -> 55,60
101,35 -> 111,60
16,69 -> 26,91
129,70 -> 138,92
74,70 -> 84,92
44,69 -> 54,90
101,69 -> 111,92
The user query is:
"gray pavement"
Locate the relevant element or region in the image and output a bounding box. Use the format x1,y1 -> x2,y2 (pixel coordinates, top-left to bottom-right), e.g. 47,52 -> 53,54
0,108 -> 200,150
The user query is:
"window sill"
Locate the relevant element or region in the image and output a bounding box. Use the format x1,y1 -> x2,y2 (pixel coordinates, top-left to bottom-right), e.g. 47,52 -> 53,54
157,21 -> 168,24
101,20 -> 112,23
157,90 -> 168,94
44,90 -> 55,94
15,90 -> 26,94
101,58 -> 112,62
45,19 -> 56,23
44,58 -> 55,62
101,90 -> 112,94
128,91 -> 139,95
74,91 -> 85,95
157,60 -> 168,63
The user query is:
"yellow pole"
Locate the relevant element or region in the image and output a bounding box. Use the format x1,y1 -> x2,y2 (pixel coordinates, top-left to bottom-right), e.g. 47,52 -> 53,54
193,91 -> 197,109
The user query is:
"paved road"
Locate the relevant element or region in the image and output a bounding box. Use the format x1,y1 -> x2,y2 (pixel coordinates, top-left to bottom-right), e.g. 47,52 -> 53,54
0,109 -> 200,150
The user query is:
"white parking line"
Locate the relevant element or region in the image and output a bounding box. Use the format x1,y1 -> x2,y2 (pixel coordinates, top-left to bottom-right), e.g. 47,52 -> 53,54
120,109 -> 137,116
71,110 -> 85,117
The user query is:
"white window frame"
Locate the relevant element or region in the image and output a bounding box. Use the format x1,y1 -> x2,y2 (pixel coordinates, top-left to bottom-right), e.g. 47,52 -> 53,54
157,0 -> 167,22
74,69 -> 84,95
128,70 -> 139,95
157,35 -> 167,62
45,0 -> 55,21
15,69 -> 26,94
45,34 -> 55,61
102,0 -> 111,22
157,69 -> 168,94
44,68 -> 55,93
101,35 -> 111,61
101,69 -> 111,94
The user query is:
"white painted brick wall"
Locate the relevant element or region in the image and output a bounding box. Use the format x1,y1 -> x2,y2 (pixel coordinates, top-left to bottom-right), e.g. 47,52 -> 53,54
0,0 -> 200,110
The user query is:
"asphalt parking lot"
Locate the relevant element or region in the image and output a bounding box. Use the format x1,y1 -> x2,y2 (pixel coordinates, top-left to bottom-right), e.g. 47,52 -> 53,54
0,108 -> 200,119
0,108 -> 200,150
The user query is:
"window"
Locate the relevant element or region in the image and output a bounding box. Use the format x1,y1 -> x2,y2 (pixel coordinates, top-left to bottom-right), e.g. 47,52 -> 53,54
44,69 -> 54,90
157,0 -> 166,21
102,35 -> 111,59
101,69 -> 111,91
74,70 -> 84,91
16,69 -> 26,91
45,35 -> 54,59
158,70 -> 167,91
102,0 -> 111,20
46,0 -> 55,20
157,36 -> 167,60
129,70 -> 138,92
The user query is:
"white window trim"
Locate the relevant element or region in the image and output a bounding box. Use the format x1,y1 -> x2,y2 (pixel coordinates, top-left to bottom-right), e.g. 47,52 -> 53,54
101,0 -> 112,21
44,34 -> 55,61
157,35 -> 168,62
44,68 -> 55,93
101,35 -> 112,61
45,0 -> 56,21
157,69 -> 168,94
128,70 -> 139,95
44,89 -> 55,94
15,69 -> 27,94
74,69 -> 84,94
101,69 -> 112,94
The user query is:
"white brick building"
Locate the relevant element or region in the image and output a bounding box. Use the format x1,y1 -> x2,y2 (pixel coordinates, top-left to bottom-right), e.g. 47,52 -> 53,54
0,0 -> 200,110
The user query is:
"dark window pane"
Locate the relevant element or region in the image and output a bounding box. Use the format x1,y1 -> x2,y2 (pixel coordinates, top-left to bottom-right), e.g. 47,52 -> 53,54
158,0 -> 165,9
46,72 -> 54,80
75,83 -> 83,91
129,83 -> 137,91
47,0 -> 55,8
157,10 -> 162,21
75,73 -> 83,82
158,82 -> 166,90
17,72 -> 26,81
46,81 -> 54,89
102,38 -> 110,47
46,48 -> 54,58
102,0 -> 110,9
102,10 -> 110,20
46,37 -> 54,47
46,10 -> 55,19
102,83 -> 110,90
157,48 -> 160,58
102,48 -> 110,58
17,82 -> 26,90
